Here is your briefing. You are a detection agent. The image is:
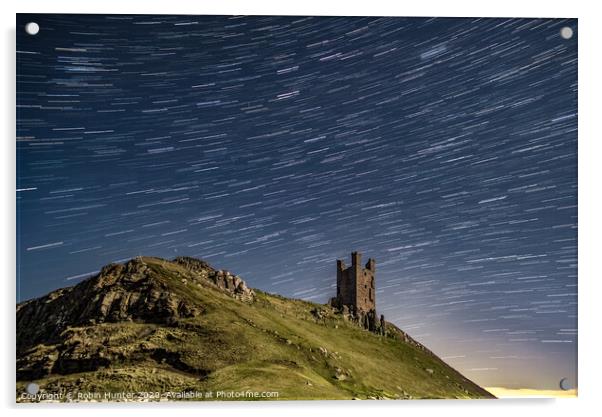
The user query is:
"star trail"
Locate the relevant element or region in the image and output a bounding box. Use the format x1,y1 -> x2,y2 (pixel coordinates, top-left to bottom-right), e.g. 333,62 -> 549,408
16,14 -> 577,390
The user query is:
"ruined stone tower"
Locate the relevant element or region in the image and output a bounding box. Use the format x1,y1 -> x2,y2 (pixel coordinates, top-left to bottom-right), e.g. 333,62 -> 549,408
330,251 -> 384,335
335,251 -> 376,313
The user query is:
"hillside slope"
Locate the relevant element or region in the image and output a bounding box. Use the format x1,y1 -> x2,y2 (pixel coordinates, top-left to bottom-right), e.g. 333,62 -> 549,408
16,256 -> 494,401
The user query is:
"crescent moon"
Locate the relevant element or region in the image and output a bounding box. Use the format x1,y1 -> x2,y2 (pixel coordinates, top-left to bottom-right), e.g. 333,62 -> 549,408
559,377 -> 571,391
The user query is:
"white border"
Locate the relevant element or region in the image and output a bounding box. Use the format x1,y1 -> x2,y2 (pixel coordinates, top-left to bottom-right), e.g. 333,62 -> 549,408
2,1 -> 601,416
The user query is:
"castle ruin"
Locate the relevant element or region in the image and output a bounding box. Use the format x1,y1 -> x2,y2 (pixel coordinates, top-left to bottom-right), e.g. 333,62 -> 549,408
330,251 -> 384,334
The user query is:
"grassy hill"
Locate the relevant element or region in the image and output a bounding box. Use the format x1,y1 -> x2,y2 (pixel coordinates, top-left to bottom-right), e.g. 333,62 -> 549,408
16,256 -> 494,402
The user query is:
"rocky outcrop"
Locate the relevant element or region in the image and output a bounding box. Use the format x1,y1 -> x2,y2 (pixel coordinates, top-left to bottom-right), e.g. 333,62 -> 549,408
17,256 -> 254,356
173,256 -> 255,302
328,298 -> 384,335
17,258 -> 201,355
172,256 -> 212,274
16,256 -> 258,381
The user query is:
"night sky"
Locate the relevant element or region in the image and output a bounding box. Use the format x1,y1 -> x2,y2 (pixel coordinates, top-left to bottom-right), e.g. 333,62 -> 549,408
16,14 -> 577,391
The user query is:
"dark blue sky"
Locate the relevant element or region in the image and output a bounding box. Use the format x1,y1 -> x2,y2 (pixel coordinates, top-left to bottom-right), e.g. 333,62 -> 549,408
16,14 -> 577,390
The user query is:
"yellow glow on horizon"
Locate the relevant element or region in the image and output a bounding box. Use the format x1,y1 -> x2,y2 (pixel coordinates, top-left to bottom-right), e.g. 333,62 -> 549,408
486,387 -> 577,398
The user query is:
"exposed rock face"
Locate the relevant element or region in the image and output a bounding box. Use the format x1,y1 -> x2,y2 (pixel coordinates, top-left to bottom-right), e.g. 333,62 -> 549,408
16,256 -> 255,380
18,258 -> 200,353
173,256 -> 255,302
